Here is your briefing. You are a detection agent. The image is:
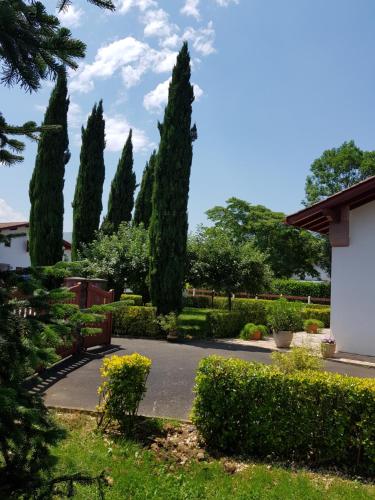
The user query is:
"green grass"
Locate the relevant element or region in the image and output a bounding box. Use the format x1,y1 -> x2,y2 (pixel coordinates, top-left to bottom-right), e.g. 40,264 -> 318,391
51,413 -> 375,500
177,307 -> 212,337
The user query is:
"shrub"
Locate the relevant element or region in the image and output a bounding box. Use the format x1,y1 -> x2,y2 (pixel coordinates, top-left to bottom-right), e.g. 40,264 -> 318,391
120,294 -> 143,306
193,356 -> 375,475
206,311 -> 246,338
303,319 -> 324,334
97,353 -> 151,430
213,297 -> 269,324
113,305 -> 159,337
271,279 -> 331,298
267,299 -> 303,332
240,323 -> 268,340
183,295 -> 212,309
301,307 -> 330,327
271,347 -> 323,373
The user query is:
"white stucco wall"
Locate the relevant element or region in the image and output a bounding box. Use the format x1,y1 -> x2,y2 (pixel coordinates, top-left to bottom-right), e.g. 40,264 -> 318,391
0,229 -> 30,269
331,200 -> 375,356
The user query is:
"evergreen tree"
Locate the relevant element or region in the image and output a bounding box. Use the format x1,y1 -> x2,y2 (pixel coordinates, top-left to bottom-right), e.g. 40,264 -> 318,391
72,100 -> 106,260
149,43 -> 197,314
102,129 -> 136,234
134,150 -> 156,229
29,68 -> 69,266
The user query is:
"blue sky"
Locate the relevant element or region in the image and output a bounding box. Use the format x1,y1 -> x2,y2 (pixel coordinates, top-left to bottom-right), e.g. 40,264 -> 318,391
1,0 -> 375,231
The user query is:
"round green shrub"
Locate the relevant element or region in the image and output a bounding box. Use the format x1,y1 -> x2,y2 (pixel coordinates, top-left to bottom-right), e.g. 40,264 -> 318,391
240,323 -> 268,340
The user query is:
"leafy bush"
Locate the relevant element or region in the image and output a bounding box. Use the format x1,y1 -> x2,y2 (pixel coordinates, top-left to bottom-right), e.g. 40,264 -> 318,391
240,323 -> 268,340
97,353 -> 151,430
120,294 -> 143,306
193,356 -> 375,475
267,299 -> 303,332
271,347 -> 323,373
206,311 -> 246,338
271,279 -> 331,298
213,297 -> 269,324
113,305 -> 159,338
301,307 -> 330,327
183,295 -> 212,309
303,319 -> 324,334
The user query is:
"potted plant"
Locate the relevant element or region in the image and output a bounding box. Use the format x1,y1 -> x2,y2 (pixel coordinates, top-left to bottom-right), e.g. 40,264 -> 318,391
303,319 -> 324,334
268,299 -> 302,348
157,312 -> 179,342
320,337 -> 336,358
240,323 -> 268,341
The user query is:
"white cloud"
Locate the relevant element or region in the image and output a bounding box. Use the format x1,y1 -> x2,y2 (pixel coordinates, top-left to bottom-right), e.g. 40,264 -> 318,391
142,8 -> 179,39
183,21 -> 215,56
181,0 -> 200,21
57,5 -> 83,28
215,0 -> 239,6
68,101 -> 83,128
0,199 -> 26,223
143,78 -> 203,113
70,37 -> 177,93
105,114 -> 153,152
115,0 -> 156,14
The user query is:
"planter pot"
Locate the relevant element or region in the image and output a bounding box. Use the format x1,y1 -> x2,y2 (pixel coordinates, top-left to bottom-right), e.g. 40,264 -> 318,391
321,342 -> 336,358
273,330 -> 293,348
251,331 -> 262,341
167,330 -> 179,342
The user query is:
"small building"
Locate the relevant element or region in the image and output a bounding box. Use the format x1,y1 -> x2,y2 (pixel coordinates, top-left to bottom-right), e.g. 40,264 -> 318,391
0,221 -> 71,270
286,176 -> 375,357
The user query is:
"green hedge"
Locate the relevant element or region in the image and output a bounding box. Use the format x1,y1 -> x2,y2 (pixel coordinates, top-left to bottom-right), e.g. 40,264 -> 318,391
120,294 -> 143,306
183,295 -> 212,309
193,356 -> 375,475
113,305 -> 160,337
301,307 -> 330,327
206,311 -> 247,338
271,279 -> 331,298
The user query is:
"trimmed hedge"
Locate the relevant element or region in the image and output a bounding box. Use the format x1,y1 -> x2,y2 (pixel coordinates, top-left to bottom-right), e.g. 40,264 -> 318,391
120,294 -> 143,306
271,279 -> 331,298
113,305 -> 160,337
206,311 -> 247,338
183,295 -> 212,309
213,298 -> 270,324
193,356 -> 375,475
301,307 -> 330,327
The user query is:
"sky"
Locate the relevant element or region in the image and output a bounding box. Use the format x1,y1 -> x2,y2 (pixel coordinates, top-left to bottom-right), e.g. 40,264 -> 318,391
2,0 -> 375,232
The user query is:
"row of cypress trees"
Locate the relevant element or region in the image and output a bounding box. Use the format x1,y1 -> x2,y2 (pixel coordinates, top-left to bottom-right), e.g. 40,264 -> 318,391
29,42 -> 196,314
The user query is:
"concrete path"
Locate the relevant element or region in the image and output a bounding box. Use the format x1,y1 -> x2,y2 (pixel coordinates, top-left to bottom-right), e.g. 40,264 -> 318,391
29,338 -> 375,420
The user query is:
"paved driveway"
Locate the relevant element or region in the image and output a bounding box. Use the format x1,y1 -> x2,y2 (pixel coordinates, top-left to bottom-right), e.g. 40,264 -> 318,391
29,338 -> 375,420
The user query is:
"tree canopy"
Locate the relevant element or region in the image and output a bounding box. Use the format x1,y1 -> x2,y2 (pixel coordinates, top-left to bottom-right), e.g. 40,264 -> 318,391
134,150 -> 156,229
304,141 -> 375,206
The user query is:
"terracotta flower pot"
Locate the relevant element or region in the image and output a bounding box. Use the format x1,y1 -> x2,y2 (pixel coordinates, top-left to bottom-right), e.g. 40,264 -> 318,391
251,331 -> 262,341
167,330 -> 179,342
321,342 -> 336,358
273,331 -> 293,348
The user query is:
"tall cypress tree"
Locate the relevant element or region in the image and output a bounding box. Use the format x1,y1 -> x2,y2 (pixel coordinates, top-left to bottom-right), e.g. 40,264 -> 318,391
29,68 -> 69,266
72,100 -> 105,260
149,43 -> 197,314
134,150 -> 156,229
102,129 -> 136,234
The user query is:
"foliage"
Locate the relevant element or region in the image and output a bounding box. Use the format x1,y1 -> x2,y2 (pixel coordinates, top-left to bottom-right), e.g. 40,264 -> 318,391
157,312 -> 178,334
267,299 -> 303,332
81,222 -> 149,300
97,353 -> 152,430
102,129 -> 136,234
188,228 -> 273,309
72,100 -> 105,260
193,356 -> 375,475
134,150 -> 156,229
303,318 -> 324,333
240,323 -> 268,340
271,347 -> 323,373
301,307 -> 330,327
271,278 -> 331,298
149,42 -> 197,314
183,294 -> 212,309
206,197 -> 327,279
29,68 -> 69,266
177,307 -> 210,338
206,311 -> 246,338
113,304 -> 159,338
304,141 -> 375,206
120,294 -> 143,306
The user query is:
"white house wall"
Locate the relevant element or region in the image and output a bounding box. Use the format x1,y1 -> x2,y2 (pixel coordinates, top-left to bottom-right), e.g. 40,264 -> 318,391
331,200 -> 375,356
0,233 -> 30,269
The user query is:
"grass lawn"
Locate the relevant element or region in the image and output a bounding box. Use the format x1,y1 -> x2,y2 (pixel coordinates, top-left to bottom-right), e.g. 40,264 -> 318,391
177,307 -> 212,337
51,412 -> 375,499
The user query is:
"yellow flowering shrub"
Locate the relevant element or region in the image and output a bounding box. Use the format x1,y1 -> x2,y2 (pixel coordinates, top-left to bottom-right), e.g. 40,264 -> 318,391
97,353 -> 152,430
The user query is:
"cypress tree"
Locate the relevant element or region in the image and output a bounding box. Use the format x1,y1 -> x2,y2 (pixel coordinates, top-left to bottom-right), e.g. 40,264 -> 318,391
72,100 -> 105,260
29,68 -> 69,266
149,42 -> 197,314
102,129 -> 136,234
133,150 -> 156,229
